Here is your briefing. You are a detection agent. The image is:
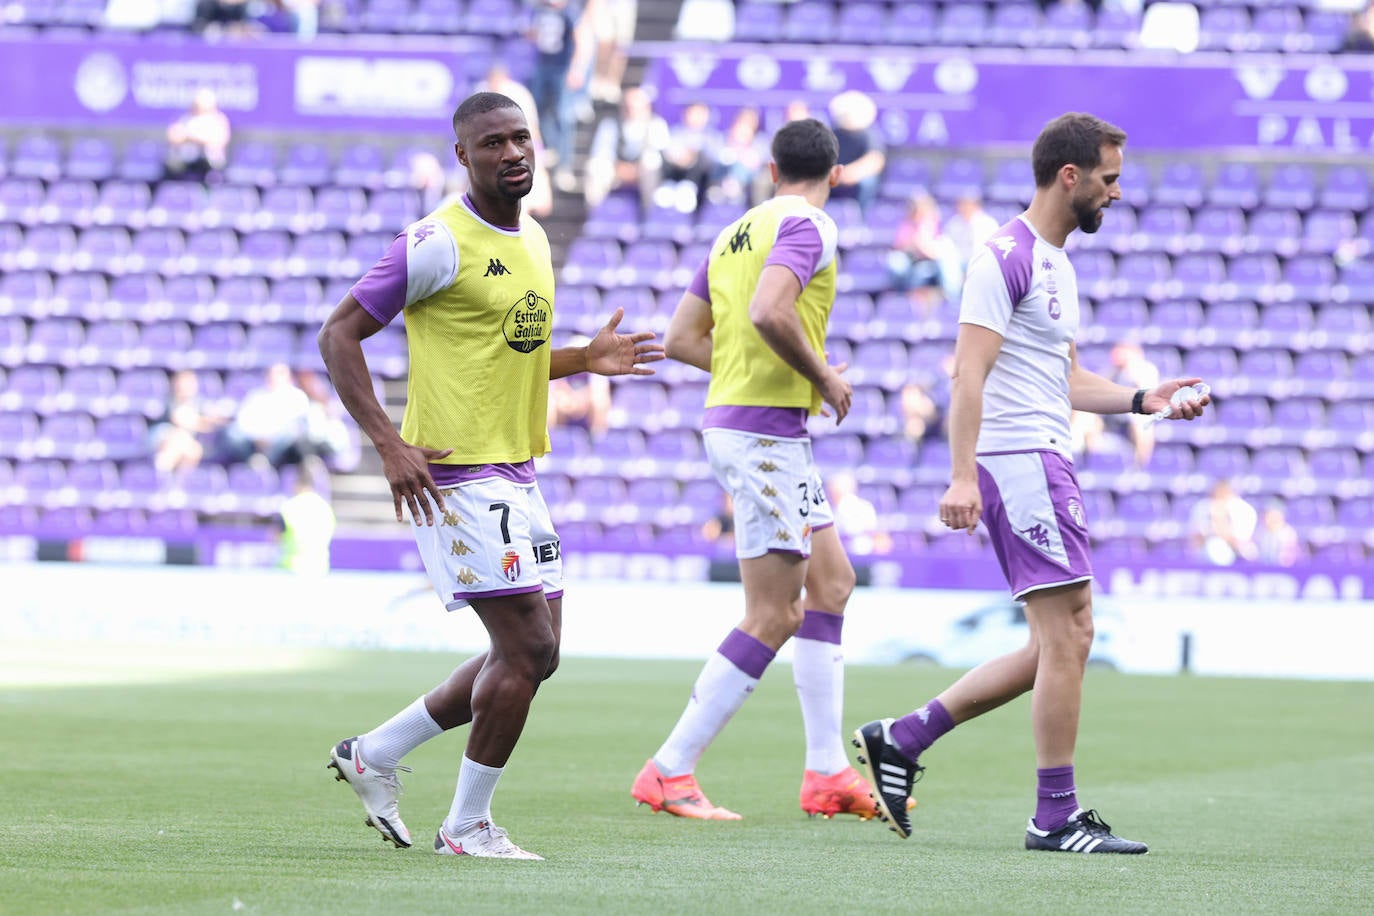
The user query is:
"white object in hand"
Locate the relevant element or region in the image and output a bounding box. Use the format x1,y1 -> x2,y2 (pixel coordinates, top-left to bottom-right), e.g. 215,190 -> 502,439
1145,383 -> 1210,427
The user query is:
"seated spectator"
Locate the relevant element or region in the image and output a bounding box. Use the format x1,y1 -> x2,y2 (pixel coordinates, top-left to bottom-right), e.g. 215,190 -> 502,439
1107,341 -> 1161,466
943,193 -> 1000,293
296,369 -> 356,471
1256,501 -> 1301,567
899,380 -> 939,444
547,351 -> 612,439
1070,409 -> 1130,463
711,106 -> 770,206
164,88 -> 231,183
585,85 -> 669,208
221,362 -> 310,468
701,491 -> 735,548
1189,479 -> 1259,566
887,192 -> 956,312
275,459 -> 336,575
655,102 -> 720,213
828,470 -> 892,557
828,90 -> 886,216
150,369 -> 228,475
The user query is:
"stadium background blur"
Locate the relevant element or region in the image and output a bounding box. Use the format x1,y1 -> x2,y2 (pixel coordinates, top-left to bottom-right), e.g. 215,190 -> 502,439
2,0 -> 1373,627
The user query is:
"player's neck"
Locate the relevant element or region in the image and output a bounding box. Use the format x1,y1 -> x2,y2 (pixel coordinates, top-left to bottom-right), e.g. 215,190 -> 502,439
464,191 -> 522,230
774,181 -> 829,209
1023,193 -> 1073,248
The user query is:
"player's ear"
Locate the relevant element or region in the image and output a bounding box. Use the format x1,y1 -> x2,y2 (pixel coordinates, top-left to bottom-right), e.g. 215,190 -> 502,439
1061,163 -> 1078,188
769,160 -> 780,185
454,142 -> 468,168
828,163 -> 843,188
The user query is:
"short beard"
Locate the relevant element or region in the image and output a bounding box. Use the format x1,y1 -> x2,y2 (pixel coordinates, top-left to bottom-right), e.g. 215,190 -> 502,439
1072,194 -> 1102,234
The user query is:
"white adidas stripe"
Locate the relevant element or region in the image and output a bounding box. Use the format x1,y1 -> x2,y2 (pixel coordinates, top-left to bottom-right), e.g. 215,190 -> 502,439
1082,838 -> 1103,853
1059,830 -> 1083,850
1071,833 -> 1094,852
879,763 -> 906,776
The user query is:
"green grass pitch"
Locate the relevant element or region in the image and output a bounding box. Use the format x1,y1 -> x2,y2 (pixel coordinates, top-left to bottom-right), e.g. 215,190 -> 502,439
4,643 -> 1372,915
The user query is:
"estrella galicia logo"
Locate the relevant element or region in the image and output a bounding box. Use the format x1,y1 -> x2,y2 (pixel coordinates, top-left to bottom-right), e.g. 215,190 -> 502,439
1019,523 -> 1052,548
721,221 -> 752,255
502,290 -> 551,353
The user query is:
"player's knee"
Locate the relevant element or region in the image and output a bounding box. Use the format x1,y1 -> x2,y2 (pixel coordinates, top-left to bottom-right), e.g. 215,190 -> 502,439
541,647 -> 561,681
811,567 -> 856,612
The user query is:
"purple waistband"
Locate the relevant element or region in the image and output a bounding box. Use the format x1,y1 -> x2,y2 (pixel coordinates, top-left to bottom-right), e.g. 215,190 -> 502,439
703,405 -> 809,438
430,460 -> 536,486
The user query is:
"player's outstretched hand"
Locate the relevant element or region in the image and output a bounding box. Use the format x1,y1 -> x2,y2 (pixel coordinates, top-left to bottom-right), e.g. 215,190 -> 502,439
587,307 -> 667,376
380,442 -> 452,525
1146,377 -> 1210,421
939,478 -> 982,534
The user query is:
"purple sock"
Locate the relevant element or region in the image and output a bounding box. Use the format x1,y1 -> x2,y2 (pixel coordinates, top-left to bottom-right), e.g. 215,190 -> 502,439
1033,765 -> 1078,832
888,698 -> 954,763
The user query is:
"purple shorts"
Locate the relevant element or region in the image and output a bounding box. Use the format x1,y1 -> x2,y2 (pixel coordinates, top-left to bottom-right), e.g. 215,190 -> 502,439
977,449 -> 1093,600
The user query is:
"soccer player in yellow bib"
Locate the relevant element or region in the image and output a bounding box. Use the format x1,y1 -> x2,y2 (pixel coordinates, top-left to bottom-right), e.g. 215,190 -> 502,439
319,92 -> 663,859
632,117 -> 903,821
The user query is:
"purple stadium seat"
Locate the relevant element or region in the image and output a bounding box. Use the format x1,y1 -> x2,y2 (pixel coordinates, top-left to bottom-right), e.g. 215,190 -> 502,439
1320,165 -> 1369,210
733,2 -> 785,41
126,227 -> 185,275
1188,208 -> 1244,255
866,434 -> 918,471
0,314 -> 25,355
245,323 -> 299,366
215,276 -> 270,314
184,228 -> 240,273
38,507 -> 94,533
35,412 -> 97,460
1263,164 -> 1317,210
258,186 -> 313,231
1227,255 -> 1281,297
1270,398 -> 1325,432
1314,303 -> 1370,340
148,181 -> 204,229
1198,7 -> 1250,52
886,3 -> 938,44
0,177 -> 44,225
11,134 -> 62,182
935,158 -> 985,201
810,433 -> 864,469
94,508 -> 147,535
1148,441 -> 1194,476
1171,254 -> 1225,296
783,1 -> 835,42
105,273 -> 163,322
367,188 -> 421,231
62,365 -> 117,410
548,424 -> 592,459
192,321 -> 248,369
648,428 -> 705,464
1194,444 -> 1250,480
880,158 -> 934,201
1336,496 -> 1374,530
1150,299 -> 1203,345
1093,297 -> 1148,338
146,508 -> 198,536
64,137 -> 116,182
1339,260 -> 1374,300
0,269 -> 54,314
836,2 -> 884,43
27,317 -> 84,363
314,186 -> 365,232
115,367 -> 170,416
937,3 -> 988,45
1042,1 -> 1094,48
1258,301 -> 1313,338
225,141 -> 279,187
1300,210 -> 1354,256
140,320 -> 194,363
562,238 -> 621,286
345,231 -> 393,269
640,205 -> 694,245
466,0 -> 521,35
1152,162 -> 1205,208
1118,252 -> 1171,292
1215,394 -> 1269,429
95,413 -> 149,461
1308,446 -> 1360,482
413,0 -> 465,33
18,225 -> 78,272
1245,208 -> 1300,256
598,428 -> 646,460
584,194 -> 640,242
1283,256 -> 1335,299
571,476 -> 628,522
0,411 -> 39,459
281,143 -> 333,187
17,457 -> 68,498
1238,348 -> 1294,385
116,140 -> 165,184
291,230 -> 348,277
1134,205 -> 1190,250
1208,163 -> 1262,209
67,459 -> 118,500
986,2 -> 1039,46
556,520 -> 603,548
44,179 -> 99,225
1293,349 -> 1349,388
239,229 -> 291,276
333,143 -> 387,189
359,0 -> 410,32
203,184 -> 261,230
1203,300 -> 1260,340
93,180 -> 152,227
1252,8 -> 1303,52
1286,495 -> 1334,532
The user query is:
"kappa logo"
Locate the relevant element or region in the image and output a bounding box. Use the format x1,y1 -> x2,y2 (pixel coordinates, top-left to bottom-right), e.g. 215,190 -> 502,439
455,568 -> 479,586
450,539 -> 474,556
916,705 -> 931,725
775,529 -> 793,542
1041,258 -> 1055,272
722,221 -> 753,255
769,508 -> 781,518
760,484 -> 778,497
500,549 -> 521,583
484,258 -> 511,277
413,223 -> 436,247
441,509 -> 464,527
1019,524 -> 1052,548
757,460 -> 779,472
991,235 -> 1017,260
756,438 -> 777,447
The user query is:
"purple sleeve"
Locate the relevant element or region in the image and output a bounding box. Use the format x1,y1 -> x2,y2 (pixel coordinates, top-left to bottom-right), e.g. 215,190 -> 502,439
986,219 -> 1035,307
687,257 -> 711,302
765,216 -> 825,289
348,232 -> 408,325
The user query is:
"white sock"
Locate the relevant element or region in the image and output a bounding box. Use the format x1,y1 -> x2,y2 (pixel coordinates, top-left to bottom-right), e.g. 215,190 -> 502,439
792,635 -> 849,775
443,756 -> 504,836
360,696 -> 443,773
654,652 -> 763,777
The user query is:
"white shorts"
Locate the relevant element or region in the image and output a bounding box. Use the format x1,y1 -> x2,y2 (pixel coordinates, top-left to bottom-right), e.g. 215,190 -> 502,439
703,428 -> 834,560
409,477 -> 563,611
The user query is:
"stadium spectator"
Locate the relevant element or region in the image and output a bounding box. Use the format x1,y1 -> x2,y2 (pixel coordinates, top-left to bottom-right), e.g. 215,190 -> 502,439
547,348 -> 613,440
527,0 -> 592,191
193,0 -> 253,35
275,460 -> 336,575
887,191 -> 957,311
163,88 -> 231,183
587,0 -> 637,103
655,101 -> 720,213
635,117 -> 898,822
827,90 -> 885,216
701,491 -> 735,549
296,369 -> 356,471
584,85 -> 670,208
220,362 -> 310,468
712,106 -> 771,206
319,91 -> 663,860
1256,501 -> 1301,567
477,63 -> 552,217
150,369 -> 228,475
256,0 -> 320,39
1344,2 -> 1374,52
407,151 -> 454,214
829,470 -> 892,557
1189,478 -> 1259,566
1107,341 -> 1161,466
857,112 -> 1210,855
943,193 -> 1001,291
898,380 -> 939,444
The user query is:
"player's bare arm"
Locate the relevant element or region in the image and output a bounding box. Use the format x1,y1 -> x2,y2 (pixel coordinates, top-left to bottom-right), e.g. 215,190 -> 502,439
748,263 -> 851,422
664,291 -> 714,371
318,292 -> 452,525
548,307 -> 665,379
939,322 -> 1002,533
1066,341 -> 1210,419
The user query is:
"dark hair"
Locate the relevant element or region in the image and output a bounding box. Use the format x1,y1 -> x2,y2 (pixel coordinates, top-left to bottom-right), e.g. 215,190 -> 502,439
1031,113 -> 1127,188
771,118 -> 839,183
452,92 -> 522,138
